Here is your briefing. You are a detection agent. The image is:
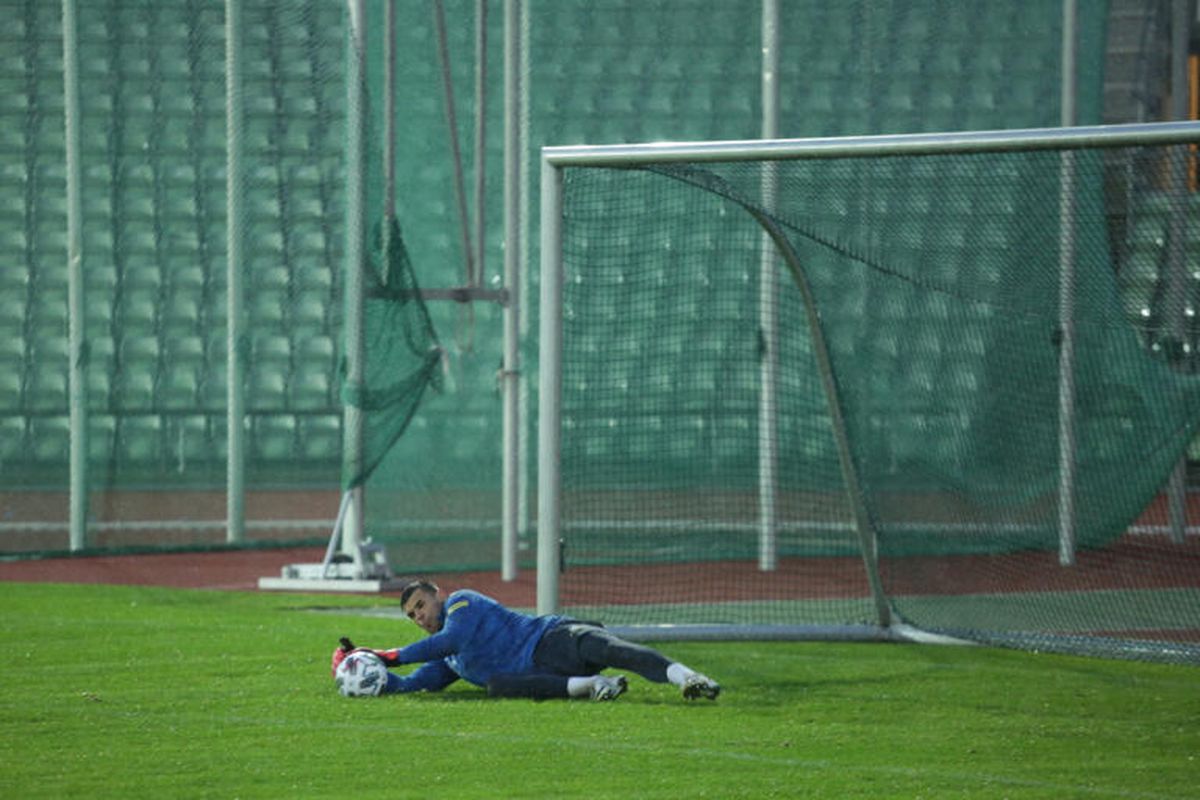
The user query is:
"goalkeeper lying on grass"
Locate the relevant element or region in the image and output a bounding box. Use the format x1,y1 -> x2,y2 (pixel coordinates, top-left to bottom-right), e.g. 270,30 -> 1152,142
332,578 -> 721,702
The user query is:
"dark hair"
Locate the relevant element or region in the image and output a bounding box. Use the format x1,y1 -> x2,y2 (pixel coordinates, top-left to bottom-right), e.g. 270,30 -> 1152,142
399,578 -> 439,607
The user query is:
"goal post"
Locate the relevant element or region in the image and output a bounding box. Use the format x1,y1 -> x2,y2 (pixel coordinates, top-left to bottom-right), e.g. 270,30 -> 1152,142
537,122 -> 1200,660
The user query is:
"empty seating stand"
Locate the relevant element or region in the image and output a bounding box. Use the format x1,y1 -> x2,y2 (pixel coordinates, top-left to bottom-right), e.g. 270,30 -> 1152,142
0,0 -> 1110,489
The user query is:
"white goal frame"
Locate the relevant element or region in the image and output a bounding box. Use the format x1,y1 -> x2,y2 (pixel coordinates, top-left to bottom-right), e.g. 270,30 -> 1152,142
535,121 -> 1200,635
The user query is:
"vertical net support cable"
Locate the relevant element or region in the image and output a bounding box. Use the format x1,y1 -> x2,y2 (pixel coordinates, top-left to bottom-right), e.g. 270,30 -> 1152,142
225,0 -> 247,544
758,0 -> 780,572
61,0 -> 87,552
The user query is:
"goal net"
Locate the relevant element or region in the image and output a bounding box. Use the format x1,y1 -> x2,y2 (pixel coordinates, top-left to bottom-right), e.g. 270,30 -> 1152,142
538,125 -> 1200,663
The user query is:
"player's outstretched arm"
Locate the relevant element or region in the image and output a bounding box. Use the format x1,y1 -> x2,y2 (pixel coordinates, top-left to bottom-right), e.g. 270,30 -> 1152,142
383,659 -> 459,694
330,637 -> 405,677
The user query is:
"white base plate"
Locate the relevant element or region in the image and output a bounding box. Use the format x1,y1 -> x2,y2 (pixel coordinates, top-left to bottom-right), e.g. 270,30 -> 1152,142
258,562 -> 405,593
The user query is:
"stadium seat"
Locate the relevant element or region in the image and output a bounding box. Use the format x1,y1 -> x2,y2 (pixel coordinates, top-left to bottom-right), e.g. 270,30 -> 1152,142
165,414 -> 220,467
253,414 -> 297,461
159,363 -> 200,410
87,414 -> 116,462
249,290 -> 287,328
289,364 -> 332,411
113,369 -> 156,411
298,414 -> 341,461
29,416 -> 70,464
24,361 -> 68,413
0,416 -> 28,464
117,414 -> 163,465
0,369 -> 21,407
161,293 -> 201,338
248,365 -> 288,411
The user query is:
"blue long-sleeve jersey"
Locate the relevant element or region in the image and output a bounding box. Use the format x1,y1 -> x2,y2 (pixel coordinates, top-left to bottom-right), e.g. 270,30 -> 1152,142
380,590 -> 563,693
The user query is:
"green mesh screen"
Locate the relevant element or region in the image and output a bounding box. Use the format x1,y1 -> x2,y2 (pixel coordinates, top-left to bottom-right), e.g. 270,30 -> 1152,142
344,217 -> 443,491
554,142 -> 1200,663
362,0 -> 1111,569
0,0 -> 352,552
2,0 -> 1178,598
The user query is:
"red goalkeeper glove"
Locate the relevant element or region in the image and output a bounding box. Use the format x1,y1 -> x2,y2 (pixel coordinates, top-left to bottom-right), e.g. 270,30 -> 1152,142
330,637 -> 356,677
331,638 -> 400,676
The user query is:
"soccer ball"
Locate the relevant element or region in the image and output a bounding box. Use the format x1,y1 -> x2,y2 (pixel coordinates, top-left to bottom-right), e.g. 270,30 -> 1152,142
334,650 -> 388,697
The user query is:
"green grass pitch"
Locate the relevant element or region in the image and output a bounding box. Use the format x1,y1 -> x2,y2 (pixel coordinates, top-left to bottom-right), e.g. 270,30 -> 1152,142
1,582 -> 1197,799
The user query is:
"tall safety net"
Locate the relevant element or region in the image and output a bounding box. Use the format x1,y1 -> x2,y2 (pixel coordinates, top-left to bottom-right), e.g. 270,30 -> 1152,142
0,1 -> 361,553
553,139 -> 1200,663
3,0 -> 1119,561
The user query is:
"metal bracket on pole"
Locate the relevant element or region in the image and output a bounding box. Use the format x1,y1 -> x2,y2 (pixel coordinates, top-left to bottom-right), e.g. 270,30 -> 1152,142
259,490 -> 404,593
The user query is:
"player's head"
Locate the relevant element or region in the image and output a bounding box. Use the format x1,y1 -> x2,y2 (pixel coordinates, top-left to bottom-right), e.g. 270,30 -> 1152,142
399,579 -> 443,634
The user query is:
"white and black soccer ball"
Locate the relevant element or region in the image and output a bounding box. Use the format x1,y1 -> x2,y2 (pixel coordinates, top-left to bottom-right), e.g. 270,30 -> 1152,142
334,650 -> 388,697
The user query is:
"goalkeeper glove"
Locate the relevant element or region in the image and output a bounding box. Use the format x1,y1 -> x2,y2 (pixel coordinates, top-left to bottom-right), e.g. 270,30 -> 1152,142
330,637 -> 356,677
331,638 -> 400,676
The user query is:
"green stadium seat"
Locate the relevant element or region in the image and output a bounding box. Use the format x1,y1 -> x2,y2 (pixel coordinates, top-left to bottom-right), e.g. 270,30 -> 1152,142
289,365 -> 332,411
294,258 -> 333,292
0,369 -> 20,407
293,289 -> 329,331
87,414 -> 116,462
249,291 -> 286,328
117,414 -> 163,464
166,414 -> 219,466
25,370 -> 68,413
248,366 -> 288,411
0,244 -> 29,287
0,416 -> 28,464
159,363 -> 200,410
253,414 -> 297,461
83,292 -> 114,329
29,416 -> 70,464
199,364 -> 226,410
114,370 -> 155,411
298,414 -> 341,461
158,45 -> 194,83
85,366 -> 112,410
166,334 -> 205,366
296,333 -> 335,367
252,333 -> 291,364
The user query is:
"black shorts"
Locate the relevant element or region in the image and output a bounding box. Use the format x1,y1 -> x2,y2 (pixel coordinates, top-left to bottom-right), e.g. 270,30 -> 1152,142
531,621 -> 671,683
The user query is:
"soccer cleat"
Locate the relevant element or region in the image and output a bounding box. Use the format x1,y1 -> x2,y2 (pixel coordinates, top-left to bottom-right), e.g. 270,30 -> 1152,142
591,674 -> 628,702
681,674 -> 721,701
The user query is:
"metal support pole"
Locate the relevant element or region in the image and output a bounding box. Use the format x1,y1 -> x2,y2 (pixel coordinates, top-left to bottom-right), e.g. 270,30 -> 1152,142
501,0 -> 522,581
517,0 -> 533,552
537,160 -> 564,615
225,0 -> 246,544
343,0 -> 368,556
758,0 -> 780,572
1057,0 -> 1078,566
62,0 -> 88,552
1166,0 -> 1192,544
